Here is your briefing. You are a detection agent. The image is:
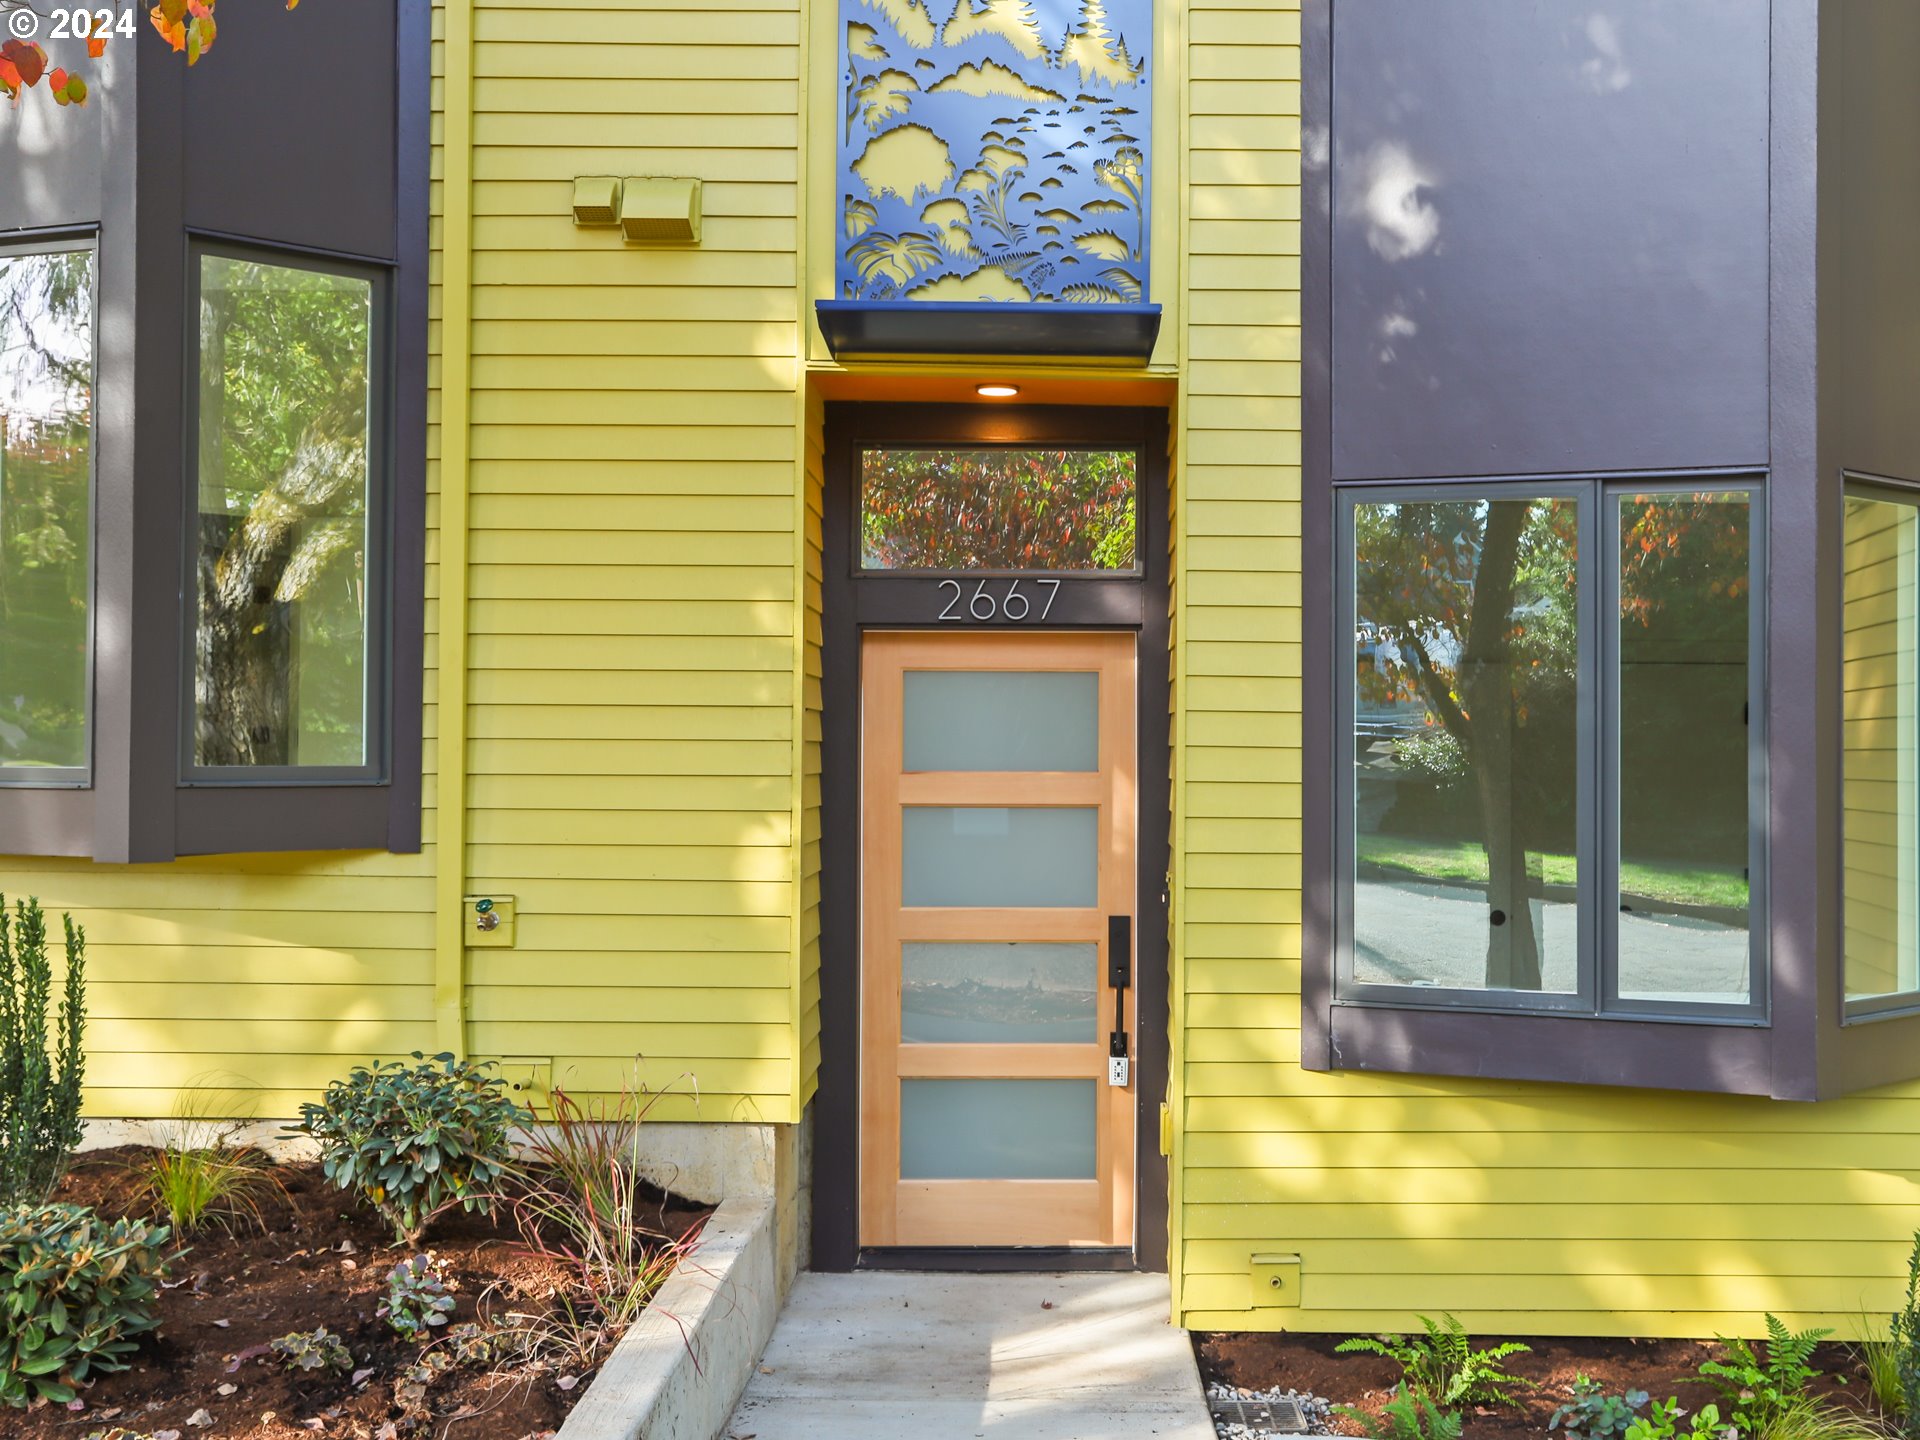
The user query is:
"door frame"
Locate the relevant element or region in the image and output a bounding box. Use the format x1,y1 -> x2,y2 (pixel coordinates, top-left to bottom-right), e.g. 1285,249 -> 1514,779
813,401 -> 1173,1272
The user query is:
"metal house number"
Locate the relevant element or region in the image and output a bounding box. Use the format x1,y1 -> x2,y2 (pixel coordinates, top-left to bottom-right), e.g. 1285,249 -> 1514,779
936,578 -> 1061,623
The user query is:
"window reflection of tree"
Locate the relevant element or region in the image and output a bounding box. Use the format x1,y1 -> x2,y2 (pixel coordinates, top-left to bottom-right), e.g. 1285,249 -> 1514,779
195,260 -> 371,768
0,251 -> 92,769
861,448 -> 1136,571
1356,498 -> 1578,990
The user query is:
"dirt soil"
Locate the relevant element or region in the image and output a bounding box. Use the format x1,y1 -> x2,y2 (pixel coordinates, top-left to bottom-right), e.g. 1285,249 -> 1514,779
1195,1330 -> 1885,1436
17,1147 -> 710,1440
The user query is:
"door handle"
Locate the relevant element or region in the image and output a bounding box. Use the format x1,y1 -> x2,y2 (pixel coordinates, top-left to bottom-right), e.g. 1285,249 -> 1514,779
1108,914 -> 1132,990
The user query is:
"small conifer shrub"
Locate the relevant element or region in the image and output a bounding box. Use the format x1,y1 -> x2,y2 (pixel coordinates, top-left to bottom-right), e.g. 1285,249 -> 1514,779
0,896 -> 87,1206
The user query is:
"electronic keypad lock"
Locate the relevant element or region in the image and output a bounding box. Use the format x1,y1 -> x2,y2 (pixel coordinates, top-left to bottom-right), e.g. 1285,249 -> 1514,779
1108,915 -> 1132,1087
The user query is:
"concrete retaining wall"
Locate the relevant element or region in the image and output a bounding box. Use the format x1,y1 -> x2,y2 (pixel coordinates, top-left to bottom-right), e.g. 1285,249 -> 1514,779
556,1195 -> 780,1440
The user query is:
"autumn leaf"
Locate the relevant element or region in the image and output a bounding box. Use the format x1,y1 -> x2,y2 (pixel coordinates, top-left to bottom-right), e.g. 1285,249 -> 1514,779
186,4 -> 217,64
87,36 -> 107,57
1,38 -> 48,91
151,0 -> 189,51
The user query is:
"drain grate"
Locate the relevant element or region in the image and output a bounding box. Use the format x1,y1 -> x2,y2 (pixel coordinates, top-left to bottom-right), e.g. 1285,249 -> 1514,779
1210,1394 -> 1309,1434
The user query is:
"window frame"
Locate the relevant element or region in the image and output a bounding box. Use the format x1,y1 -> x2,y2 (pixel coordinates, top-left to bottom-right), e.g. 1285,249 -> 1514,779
1334,478 -> 1598,1016
1332,473 -> 1768,1025
1601,480 -> 1769,1022
1841,473 -> 1920,1024
178,235 -> 395,787
0,229 -> 101,791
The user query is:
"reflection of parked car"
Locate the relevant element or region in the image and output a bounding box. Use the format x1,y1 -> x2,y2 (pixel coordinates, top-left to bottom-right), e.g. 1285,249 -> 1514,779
1356,619 -> 1430,831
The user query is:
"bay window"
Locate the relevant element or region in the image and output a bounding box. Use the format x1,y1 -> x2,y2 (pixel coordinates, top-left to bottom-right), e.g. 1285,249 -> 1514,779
0,0 -> 425,860
1338,481 -> 1762,1020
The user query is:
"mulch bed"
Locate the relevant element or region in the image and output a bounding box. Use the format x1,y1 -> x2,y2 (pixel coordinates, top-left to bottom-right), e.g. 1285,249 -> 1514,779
1196,1330 -> 1885,1436
17,1147 -> 710,1440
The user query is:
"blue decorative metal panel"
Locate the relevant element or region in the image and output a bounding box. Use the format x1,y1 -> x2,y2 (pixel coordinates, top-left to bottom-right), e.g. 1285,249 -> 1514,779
836,0 -> 1152,307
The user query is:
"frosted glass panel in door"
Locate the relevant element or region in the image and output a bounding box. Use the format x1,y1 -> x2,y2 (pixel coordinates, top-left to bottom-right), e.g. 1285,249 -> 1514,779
901,942 -> 1100,1043
903,670 -> 1099,772
898,1079 -> 1098,1179
902,807 -> 1098,907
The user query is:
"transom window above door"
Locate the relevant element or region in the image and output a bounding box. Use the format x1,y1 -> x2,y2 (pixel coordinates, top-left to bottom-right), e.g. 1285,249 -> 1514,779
860,447 -> 1137,572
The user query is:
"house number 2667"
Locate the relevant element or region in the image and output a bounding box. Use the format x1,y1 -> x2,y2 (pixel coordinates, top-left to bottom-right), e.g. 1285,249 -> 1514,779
936,577 -> 1061,623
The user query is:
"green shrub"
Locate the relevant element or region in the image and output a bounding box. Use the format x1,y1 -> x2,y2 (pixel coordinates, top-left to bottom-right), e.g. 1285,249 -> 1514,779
0,896 -> 87,1206
381,1252 -> 456,1341
1893,1231 -> 1920,1437
270,1326 -> 351,1374
292,1052 -> 527,1245
1336,1312 -> 1531,1407
0,1201 -> 172,1407
1551,1375 -> 1652,1438
1335,1391 -> 1465,1440
1394,729 -> 1471,789
1698,1314 -> 1831,1439
1624,1398 -> 1728,1440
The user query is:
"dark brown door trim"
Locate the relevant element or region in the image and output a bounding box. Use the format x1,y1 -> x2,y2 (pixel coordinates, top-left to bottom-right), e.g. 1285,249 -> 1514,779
813,401 -> 1173,1271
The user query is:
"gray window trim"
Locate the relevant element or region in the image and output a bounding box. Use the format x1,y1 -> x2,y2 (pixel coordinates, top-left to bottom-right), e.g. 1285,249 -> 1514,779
178,235 -> 394,787
1840,472 -> 1920,1023
0,229 -> 100,791
1333,474 -> 1767,1023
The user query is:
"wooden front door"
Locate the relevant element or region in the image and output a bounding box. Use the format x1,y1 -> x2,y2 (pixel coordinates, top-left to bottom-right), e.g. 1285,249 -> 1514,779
859,630 -> 1137,1249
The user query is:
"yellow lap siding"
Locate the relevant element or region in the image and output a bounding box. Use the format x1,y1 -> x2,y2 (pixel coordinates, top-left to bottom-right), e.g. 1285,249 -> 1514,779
456,0 -> 805,1122
0,856 -> 436,1116
796,390 -> 826,1107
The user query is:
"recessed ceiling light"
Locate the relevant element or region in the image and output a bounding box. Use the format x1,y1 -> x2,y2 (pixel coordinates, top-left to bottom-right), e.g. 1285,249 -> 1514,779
976,383 -> 1020,398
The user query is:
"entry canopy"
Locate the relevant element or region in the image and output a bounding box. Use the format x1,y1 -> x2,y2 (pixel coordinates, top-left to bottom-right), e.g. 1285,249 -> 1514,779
823,0 -> 1160,363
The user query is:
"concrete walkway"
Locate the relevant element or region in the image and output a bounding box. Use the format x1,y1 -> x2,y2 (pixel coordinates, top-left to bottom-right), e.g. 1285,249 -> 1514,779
724,1271 -> 1216,1440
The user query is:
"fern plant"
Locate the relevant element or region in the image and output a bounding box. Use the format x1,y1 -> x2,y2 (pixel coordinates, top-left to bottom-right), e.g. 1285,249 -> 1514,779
1698,1314 -> 1831,1439
1337,1312 -> 1532,1407
0,896 -> 87,1205
1335,1391 -> 1466,1440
